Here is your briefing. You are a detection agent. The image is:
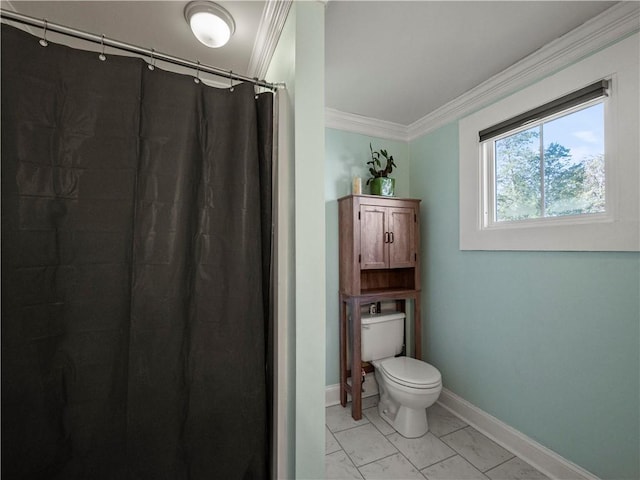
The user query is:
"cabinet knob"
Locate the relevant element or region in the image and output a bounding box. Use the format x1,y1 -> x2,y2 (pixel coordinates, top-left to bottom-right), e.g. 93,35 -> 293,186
384,232 -> 390,243
389,232 -> 394,244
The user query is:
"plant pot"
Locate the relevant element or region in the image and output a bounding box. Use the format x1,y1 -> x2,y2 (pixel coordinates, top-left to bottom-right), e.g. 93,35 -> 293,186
370,177 -> 395,196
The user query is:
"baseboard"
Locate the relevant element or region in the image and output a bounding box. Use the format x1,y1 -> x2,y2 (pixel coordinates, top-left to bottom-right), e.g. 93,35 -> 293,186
438,388 -> 600,480
326,374 -> 379,407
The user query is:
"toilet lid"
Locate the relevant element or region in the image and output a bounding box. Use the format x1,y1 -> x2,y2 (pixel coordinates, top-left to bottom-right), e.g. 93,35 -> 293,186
380,357 -> 441,389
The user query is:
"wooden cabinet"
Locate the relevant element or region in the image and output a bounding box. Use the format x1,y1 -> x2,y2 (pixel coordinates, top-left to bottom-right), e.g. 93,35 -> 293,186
339,195 -> 421,296
338,195 -> 422,420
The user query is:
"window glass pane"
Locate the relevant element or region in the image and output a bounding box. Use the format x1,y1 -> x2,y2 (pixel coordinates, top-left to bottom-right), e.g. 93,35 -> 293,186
543,102 -> 605,217
495,127 -> 541,221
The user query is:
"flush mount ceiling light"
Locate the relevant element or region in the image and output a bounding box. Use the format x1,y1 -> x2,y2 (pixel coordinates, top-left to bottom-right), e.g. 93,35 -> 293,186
184,1 -> 235,48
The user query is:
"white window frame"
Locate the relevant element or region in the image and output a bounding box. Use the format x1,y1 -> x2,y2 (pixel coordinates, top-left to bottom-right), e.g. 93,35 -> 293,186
459,34 -> 639,251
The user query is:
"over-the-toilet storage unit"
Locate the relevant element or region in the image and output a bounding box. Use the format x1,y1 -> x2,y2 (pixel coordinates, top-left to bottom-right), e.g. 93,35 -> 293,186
338,194 -> 422,420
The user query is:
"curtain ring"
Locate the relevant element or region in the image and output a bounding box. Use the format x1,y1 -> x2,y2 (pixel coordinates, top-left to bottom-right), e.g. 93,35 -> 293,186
254,80 -> 259,99
194,61 -> 201,84
39,19 -> 48,47
148,48 -> 155,71
99,35 -> 106,61
229,71 -> 234,92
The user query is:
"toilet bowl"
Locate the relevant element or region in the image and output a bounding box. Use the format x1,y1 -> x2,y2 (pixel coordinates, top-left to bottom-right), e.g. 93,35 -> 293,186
360,311 -> 443,438
372,356 -> 442,438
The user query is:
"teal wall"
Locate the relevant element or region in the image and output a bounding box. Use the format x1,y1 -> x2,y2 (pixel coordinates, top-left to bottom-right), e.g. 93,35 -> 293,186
325,128 -> 410,386
409,122 -> 640,479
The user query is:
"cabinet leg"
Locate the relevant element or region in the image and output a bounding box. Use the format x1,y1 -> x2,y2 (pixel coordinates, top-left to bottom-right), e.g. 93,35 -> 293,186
414,296 -> 422,360
339,296 -> 347,407
350,298 -> 362,420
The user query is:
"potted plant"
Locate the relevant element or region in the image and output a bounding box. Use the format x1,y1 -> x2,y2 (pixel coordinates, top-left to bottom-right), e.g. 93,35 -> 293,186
366,143 -> 397,196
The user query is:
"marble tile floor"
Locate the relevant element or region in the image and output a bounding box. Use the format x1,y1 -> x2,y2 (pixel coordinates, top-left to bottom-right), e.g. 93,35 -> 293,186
326,396 -> 550,480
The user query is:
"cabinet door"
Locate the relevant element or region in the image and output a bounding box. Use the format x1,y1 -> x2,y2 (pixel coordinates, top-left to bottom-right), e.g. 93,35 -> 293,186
388,207 -> 416,268
360,205 -> 388,269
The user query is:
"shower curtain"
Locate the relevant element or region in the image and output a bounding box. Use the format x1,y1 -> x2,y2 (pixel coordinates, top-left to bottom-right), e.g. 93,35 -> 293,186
1,25 -> 273,479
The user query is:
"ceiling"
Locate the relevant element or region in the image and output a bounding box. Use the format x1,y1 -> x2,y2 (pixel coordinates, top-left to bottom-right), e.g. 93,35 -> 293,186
325,1 -> 617,126
3,1 -> 618,125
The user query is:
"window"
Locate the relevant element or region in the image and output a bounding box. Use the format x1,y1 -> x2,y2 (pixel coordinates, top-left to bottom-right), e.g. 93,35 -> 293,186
484,98 -> 606,226
459,34 -> 639,251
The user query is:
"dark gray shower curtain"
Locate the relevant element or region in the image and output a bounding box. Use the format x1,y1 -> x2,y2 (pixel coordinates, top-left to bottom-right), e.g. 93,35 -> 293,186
1,25 -> 273,479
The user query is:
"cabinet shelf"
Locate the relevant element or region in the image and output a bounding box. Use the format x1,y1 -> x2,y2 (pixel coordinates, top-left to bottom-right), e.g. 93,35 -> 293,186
350,287 -> 421,299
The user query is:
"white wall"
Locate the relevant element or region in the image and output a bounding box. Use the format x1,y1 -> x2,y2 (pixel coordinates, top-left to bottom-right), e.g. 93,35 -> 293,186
266,2 -> 326,478
265,4 -> 296,477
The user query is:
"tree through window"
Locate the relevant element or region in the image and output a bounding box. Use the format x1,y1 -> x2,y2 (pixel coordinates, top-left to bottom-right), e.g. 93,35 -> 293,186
493,102 -> 605,222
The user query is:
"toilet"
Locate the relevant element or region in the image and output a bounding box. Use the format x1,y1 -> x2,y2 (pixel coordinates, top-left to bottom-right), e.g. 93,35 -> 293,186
361,311 -> 442,438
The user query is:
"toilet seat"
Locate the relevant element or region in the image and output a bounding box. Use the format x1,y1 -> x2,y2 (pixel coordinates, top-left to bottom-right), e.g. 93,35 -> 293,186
379,357 -> 441,389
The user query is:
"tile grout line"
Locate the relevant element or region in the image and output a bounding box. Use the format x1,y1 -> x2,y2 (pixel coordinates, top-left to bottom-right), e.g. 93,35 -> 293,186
431,423 -> 469,439
325,447 -> 345,457
417,451 -> 459,474
357,450 -> 431,480
359,407 -> 435,475
438,425 -> 519,476
325,425 -> 344,457
437,426 -> 483,471
450,424 -> 522,470
353,451 -> 402,469
326,419 -> 371,435
379,428 -> 463,475
329,423 -> 395,471
327,442 -> 365,480
482,454 -> 517,475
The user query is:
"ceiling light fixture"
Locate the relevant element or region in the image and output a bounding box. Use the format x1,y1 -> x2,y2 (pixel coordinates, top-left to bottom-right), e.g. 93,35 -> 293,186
184,1 -> 235,48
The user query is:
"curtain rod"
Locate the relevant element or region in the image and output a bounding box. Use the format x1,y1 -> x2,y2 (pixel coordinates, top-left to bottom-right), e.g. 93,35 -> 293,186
0,8 -> 283,91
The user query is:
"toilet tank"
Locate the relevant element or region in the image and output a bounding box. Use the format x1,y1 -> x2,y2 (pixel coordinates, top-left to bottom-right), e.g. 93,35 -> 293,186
361,312 -> 405,362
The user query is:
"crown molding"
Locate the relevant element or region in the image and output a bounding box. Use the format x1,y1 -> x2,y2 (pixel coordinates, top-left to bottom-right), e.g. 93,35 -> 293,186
247,0 -> 292,80
325,108 -> 409,142
406,1 -> 640,141
325,2 -> 639,143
